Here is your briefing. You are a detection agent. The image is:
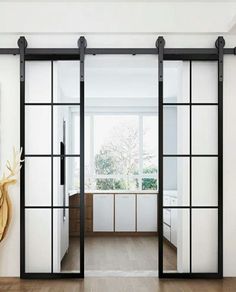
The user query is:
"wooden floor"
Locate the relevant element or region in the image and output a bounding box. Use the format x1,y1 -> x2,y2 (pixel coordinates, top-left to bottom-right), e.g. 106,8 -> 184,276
61,236 -> 177,272
1,277 -> 236,292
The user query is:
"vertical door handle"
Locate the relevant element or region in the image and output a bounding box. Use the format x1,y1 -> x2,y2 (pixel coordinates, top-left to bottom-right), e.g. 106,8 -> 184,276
60,141 -> 65,185
60,141 -> 66,221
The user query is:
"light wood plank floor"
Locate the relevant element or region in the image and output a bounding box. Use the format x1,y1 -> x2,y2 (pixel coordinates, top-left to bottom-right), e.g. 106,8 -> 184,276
61,236 -> 177,272
1,277 -> 236,292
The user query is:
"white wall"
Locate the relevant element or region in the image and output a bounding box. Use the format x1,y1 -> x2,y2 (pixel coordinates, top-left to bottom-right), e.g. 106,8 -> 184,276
1,1 -> 236,277
0,2 -> 236,34
0,56 -> 20,276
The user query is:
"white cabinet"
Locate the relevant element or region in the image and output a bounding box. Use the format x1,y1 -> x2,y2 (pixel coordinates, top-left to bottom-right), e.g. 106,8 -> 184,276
93,194 -> 114,232
170,197 -> 177,247
171,209 -> 177,247
163,209 -> 171,226
163,194 -> 178,247
137,194 -> 157,232
163,224 -> 171,241
115,195 -> 135,232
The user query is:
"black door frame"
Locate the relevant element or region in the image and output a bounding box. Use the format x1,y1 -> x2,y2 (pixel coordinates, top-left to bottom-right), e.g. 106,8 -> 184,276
0,35 -> 229,279
18,36 -> 85,279
157,36 -> 224,279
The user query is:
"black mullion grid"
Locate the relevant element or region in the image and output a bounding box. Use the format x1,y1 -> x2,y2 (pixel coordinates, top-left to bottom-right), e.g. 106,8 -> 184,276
163,206 -> 218,209
162,58 -> 221,278
51,60 -> 54,274
25,103 -> 80,106
189,60 -> 192,273
79,36 -> 86,277
163,154 -> 218,157
25,154 -> 80,157
19,37 -> 26,278
163,103 -> 218,106
218,37 -> 224,277
157,36 -> 164,277
25,206 -> 80,209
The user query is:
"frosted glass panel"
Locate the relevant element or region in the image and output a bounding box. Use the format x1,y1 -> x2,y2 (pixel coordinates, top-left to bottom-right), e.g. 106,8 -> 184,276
25,157 -> 51,206
53,61 -> 80,103
163,209 -> 190,272
53,157 -> 80,206
192,62 -> 218,103
25,61 -> 51,103
164,61 -> 190,103
192,157 -> 218,206
164,157 -> 189,206
163,106 -> 190,155
25,209 -> 51,272
192,209 -> 218,272
192,106 -> 218,155
53,208 -> 80,273
25,106 -> 51,154
53,106 -> 80,155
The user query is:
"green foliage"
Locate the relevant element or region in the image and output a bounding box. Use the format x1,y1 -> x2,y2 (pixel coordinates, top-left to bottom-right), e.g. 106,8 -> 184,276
94,123 -> 158,191
95,148 -> 117,175
142,178 -> 157,190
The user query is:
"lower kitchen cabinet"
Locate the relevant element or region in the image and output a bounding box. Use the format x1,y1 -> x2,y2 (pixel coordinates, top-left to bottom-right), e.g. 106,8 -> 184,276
115,195 -> 136,231
137,194 -> 157,232
163,194 -> 178,247
170,197 -> 178,247
171,208 -> 177,247
163,223 -> 171,241
92,193 -> 158,233
93,194 -> 114,232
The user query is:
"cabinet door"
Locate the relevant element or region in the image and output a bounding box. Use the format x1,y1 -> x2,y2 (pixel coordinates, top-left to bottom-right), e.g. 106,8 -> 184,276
93,194 -> 114,232
170,198 -> 178,247
137,194 -> 157,232
163,223 -> 171,241
115,195 -> 135,232
163,209 -> 171,226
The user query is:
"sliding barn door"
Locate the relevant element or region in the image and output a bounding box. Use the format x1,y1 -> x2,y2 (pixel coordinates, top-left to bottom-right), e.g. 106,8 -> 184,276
158,41 -> 223,278
20,56 -> 85,278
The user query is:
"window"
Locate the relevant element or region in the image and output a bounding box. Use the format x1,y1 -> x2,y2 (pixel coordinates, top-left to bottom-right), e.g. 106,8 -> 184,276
71,112 -> 158,191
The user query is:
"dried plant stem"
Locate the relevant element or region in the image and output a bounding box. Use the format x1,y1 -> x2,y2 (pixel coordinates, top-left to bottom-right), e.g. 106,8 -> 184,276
0,148 -> 22,242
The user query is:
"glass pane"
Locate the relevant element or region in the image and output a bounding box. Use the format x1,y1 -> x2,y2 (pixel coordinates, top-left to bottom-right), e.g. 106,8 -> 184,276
192,62 -> 218,103
94,115 -> 139,176
164,61 -> 190,103
192,105 -> 218,155
163,208 -> 190,272
53,61 -> 80,103
25,157 -> 51,206
25,105 -> 51,154
53,208 -> 80,273
25,209 -> 51,272
86,55 -> 157,98
85,116 -> 93,190
25,61 -> 51,103
53,106 -> 80,155
163,106 -> 190,155
143,116 -> 158,174
53,157 -> 80,206
192,209 -> 218,273
164,157 -> 190,206
192,157 -> 218,206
